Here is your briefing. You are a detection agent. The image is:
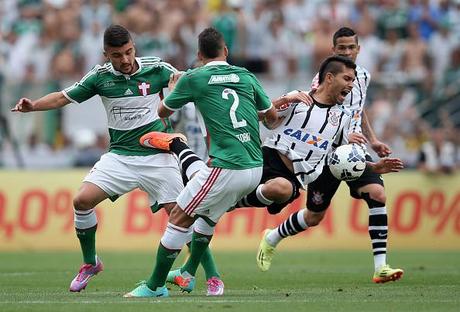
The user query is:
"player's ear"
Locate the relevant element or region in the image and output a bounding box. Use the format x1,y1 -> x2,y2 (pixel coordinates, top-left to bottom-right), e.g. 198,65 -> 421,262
223,46 -> 229,58
103,51 -> 108,60
197,50 -> 204,62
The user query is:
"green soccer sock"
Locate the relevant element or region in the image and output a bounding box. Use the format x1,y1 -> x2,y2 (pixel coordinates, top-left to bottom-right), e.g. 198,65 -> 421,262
76,225 -> 97,265
186,242 -> 220,279
147,243 -> 180,290
182,232 -> 213,276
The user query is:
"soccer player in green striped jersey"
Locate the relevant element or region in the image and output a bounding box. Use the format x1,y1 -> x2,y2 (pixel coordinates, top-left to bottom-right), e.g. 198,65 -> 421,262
11,25 -> 222,294
125,27 -> 278,298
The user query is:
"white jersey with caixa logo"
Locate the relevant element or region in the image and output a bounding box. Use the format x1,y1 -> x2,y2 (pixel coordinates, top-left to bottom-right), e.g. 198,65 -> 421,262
63,56 -> 177,156
264,94 -> 351,187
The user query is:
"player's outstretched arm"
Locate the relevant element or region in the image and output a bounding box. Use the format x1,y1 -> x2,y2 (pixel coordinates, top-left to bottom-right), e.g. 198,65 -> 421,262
367,158 -> 404,174
11,92 -> 70,113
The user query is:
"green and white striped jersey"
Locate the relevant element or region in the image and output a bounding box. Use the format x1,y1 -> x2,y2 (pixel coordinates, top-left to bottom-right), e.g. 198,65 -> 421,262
63,57 -> 176,156
164,61 -> 272,169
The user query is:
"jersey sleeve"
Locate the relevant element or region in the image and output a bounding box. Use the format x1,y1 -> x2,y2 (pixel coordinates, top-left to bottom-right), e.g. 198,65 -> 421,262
251,74 -> 272,112
62,67 -> 99,103
157,61 -> 179,88
163,73 -> 194,111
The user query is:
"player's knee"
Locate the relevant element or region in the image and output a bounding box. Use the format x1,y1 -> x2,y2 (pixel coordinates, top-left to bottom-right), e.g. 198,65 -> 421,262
359,185 -> 386,206
169,205 -> 194,228
263,178 -> 293,202
73,195 -> 95,211
367,187 -> 386,205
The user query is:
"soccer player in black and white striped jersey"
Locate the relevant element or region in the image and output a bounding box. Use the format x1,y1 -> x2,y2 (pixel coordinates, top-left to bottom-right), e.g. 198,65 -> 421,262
256,27 -> 404,284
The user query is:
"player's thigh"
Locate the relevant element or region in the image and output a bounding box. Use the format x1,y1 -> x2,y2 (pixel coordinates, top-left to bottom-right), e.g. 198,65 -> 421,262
177,166 -> 262,224
138,156 -> 184,206
83,153 -> 140,200
306,165 -> 341,212
347,155 -> 385,199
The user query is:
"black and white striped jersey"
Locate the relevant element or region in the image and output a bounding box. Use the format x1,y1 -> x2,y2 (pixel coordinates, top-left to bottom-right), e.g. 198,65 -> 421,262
264,98 -> 351,187
312,64 -> 370,146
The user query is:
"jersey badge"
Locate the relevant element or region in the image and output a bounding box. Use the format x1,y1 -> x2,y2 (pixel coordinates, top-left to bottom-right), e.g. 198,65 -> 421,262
138,82 -> 151,97
328,111 -> 340,127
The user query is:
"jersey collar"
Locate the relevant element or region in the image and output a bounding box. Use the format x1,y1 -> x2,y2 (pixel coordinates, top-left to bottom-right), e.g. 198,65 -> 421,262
204,61 -> 229,67
110,57 -> 142,77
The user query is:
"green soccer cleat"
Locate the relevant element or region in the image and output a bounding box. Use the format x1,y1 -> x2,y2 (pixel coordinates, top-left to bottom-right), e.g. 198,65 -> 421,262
123,281 -> 169,298
256,229 -> 276,272
165,269 -> 195,293
373,264 -> 404,283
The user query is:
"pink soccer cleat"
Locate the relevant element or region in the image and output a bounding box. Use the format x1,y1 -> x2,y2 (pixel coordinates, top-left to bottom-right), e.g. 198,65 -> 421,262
206,277 -> 224,296
69,257 -> 104,292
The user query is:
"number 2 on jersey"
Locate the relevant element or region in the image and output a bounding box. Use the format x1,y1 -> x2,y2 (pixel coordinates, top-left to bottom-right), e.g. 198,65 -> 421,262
222,88 -> 247,129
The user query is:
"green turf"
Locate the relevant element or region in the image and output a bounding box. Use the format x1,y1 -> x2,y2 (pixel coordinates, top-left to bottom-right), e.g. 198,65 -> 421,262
0,250 -> 459,311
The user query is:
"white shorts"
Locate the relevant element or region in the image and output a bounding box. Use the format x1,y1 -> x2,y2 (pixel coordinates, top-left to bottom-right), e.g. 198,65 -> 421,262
84,152 -> 183,206
177,166 -> 263,224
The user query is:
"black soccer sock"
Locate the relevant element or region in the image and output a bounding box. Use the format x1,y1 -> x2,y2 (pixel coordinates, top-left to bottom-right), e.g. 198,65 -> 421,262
170,138 -> 206,181
266,209 -> 308,246
362,192 -> 388,270
276,209 -> 308,238
236,184 -> 273,208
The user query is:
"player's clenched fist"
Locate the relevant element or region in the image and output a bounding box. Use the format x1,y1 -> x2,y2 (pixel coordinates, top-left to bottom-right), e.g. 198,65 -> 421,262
11,98 -> 34,112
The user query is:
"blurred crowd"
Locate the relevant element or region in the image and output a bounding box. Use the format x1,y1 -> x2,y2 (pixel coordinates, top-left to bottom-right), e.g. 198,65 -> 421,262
0,0 -> 459,174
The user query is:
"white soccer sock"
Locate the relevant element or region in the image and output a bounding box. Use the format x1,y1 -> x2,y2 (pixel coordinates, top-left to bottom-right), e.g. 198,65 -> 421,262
265,229 -> 283,247
161,222 -> 191,250
256,184 -> 274,205
266,209 -> 308,247
74,208 -> 97,229
374,254 -> 386,270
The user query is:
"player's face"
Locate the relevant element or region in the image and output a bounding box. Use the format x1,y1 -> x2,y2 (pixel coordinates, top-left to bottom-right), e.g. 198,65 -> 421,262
104,40 -> 137,74
333,36 -> 360,62
331,66 -> 355,103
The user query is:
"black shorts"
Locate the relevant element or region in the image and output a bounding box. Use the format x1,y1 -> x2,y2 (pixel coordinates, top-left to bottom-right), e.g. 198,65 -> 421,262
261,147 -> 302,210
306,155 -> 384,212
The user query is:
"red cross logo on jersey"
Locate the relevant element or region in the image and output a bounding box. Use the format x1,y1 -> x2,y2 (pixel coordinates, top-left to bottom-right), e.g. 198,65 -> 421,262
138,82 -> 151,97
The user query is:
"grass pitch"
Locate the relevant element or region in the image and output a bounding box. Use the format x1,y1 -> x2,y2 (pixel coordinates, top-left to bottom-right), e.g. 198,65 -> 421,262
0,250 -> 459,312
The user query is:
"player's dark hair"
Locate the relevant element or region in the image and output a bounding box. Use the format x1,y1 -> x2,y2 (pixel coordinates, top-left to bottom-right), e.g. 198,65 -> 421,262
318,55 -> 356,84
333,27 -> 358,46
104,25 -> 132,48
198,27 -> 225,59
